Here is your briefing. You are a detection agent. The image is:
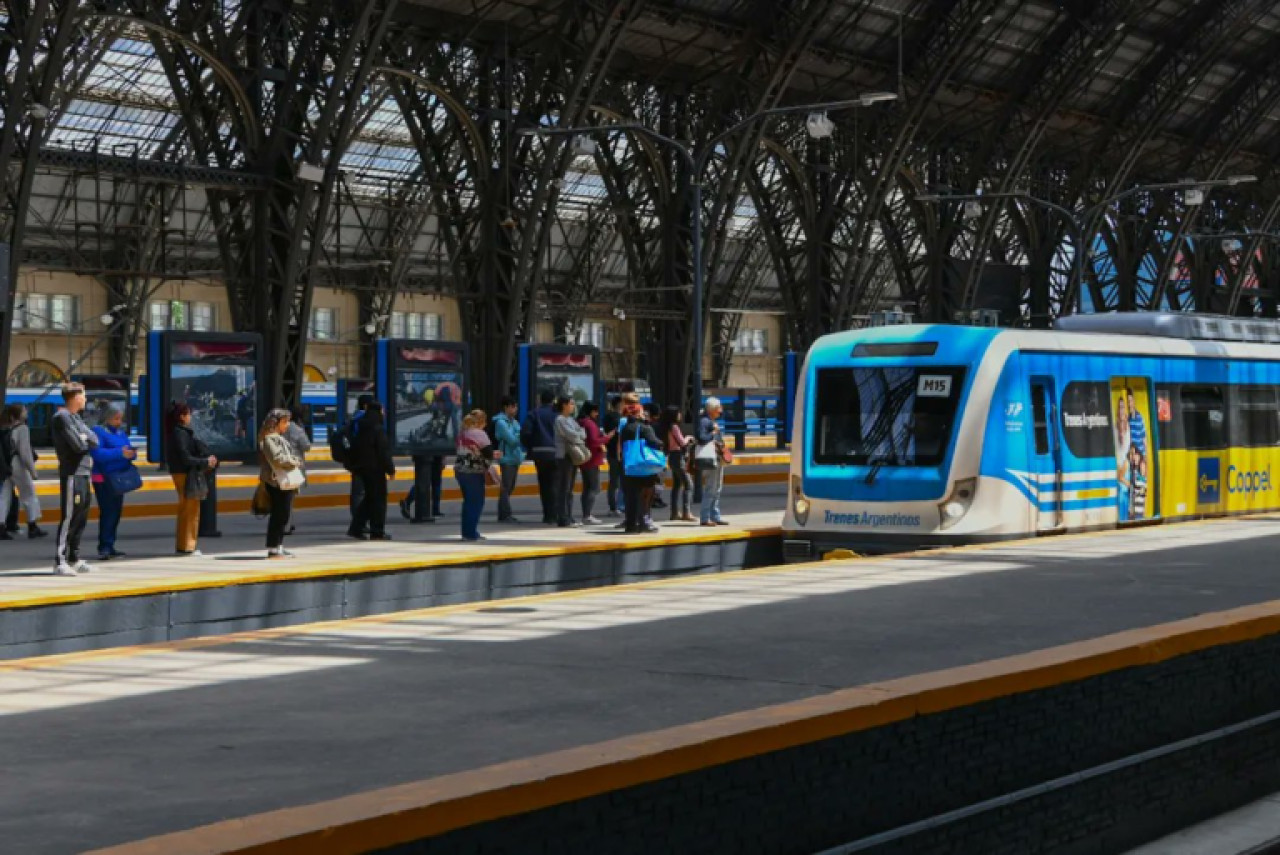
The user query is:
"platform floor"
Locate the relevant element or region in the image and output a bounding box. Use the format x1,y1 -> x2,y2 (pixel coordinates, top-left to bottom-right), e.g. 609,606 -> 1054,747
0,485 -> 785,607
7,515 -> 1280,853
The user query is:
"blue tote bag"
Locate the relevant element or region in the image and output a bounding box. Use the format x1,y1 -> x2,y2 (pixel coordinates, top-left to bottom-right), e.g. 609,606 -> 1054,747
621,419 -> 665,477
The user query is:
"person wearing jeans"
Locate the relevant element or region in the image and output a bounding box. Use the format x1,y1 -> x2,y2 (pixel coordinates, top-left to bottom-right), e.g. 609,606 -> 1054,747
492,396 -> 525,522
658,405 -> 695,522
602,396 -> 624,517
697,398 -> 727,526
89,403 -> 138,560
456,410 -> 498,542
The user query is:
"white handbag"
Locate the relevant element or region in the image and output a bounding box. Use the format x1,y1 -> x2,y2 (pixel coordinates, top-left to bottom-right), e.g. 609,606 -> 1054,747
276,467 -> 306,491
695,442 -> 719,465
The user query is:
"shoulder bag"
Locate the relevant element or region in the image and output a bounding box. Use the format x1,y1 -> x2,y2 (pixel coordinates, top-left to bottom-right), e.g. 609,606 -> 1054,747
185,468 -> 210,501
107,466 -> 143,494
623,429 -> 665,477
275,467 -> 306,491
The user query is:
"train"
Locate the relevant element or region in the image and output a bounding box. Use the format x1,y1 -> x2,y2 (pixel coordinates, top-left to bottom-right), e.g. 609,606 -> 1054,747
783,312 -> 1280,560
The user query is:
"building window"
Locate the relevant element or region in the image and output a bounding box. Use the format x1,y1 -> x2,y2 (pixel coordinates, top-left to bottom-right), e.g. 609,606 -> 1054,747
191,302 -> 216,332
310,307 -> 337,341
15,294 -> 49,330
732,328 -> 768,355
390,311 -> 442,340
577,322 -> 609,349
149,300 -> 192,331
49,295 -> 78,331
149,301 -> 170,331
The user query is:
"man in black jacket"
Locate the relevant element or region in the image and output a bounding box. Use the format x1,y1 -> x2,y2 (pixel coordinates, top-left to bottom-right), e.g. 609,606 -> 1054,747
347,403 -> 395,541
51,383 -> 99,574
601,396 -> 623,517
521,390 -> 559,524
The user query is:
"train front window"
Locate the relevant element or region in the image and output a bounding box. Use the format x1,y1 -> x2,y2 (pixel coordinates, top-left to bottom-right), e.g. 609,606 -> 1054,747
812,367 -> 966,467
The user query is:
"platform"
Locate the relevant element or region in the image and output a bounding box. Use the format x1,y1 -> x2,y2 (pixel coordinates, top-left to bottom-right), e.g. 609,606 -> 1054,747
0,486 -> 786,657
6,515 -> 1280,853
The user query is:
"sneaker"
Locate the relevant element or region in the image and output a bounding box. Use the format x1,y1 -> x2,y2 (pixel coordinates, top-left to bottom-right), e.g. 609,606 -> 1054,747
176,549 -> 204,557
268,548 -> 295,559
462,535 -> 487,542
399,499 -> 411,521
652,498 -> 667,509
98,553 -> 114,562
606,509 -> 621,518
72,560 -> 93,574
0,531 -> 12,541
347,532 -> 370,541
28,524 -> 47,539
583,516 -> 602,525
642,524 -> 660,533
53,563 -> 80,576
107,549 -> 126,559
715,520 -> 730,526
369,533 -> 393,541
497,516 -> 521,524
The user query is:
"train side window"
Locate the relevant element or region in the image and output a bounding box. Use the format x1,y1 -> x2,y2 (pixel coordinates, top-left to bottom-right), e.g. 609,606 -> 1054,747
1059,381 -> 1112,459
1180,386 -> 1225,450
1030,385 -> 1050,455
1238,386 -> 1280,447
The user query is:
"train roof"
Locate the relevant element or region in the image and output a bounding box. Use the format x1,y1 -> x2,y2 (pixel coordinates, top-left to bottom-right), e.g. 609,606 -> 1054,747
808,318 -> 1280,365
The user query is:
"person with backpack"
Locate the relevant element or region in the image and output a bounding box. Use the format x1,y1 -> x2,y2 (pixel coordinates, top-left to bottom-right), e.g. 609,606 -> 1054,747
347,402 -> 395,541
52,384 -> 100,574
618,394 -> 663,534
492,396 -> 525,523
521,389 -> 559,524
0,403 -> 45,541
88,403 -> 139,560
334,394 -> 373,534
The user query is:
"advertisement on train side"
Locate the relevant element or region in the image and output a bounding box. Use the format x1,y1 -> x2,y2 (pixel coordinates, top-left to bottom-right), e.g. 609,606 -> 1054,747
1110,379 -> 1155,522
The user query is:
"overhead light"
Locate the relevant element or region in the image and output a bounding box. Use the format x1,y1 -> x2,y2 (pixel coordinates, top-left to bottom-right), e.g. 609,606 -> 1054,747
1183,187 -> 1205,206
297,162 -> 325,184
805,112 -> 836,139
964,200 -> 984,220
857,92 -> 898,105
28,103 -> 49,120
363,323 -> 377,335
99,314 -> 115,326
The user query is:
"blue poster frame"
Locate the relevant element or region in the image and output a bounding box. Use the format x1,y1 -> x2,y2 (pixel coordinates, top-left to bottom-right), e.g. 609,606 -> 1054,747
517,344 -> 602,414
376,339 -> 470,456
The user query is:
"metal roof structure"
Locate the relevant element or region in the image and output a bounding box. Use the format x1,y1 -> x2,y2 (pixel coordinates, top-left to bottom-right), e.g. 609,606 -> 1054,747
3,0 -> 1280,409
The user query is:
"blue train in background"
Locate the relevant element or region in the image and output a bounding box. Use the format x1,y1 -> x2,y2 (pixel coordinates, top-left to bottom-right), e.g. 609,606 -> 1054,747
785,313 -> 1280,560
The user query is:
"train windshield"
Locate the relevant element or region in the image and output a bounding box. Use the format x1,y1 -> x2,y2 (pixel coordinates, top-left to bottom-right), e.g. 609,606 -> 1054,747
812,366 -> 966,467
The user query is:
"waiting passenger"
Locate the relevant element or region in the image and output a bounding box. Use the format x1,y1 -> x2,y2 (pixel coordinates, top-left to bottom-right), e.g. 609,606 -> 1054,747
522,390 -> 560,524
52,383 -> 99,574
577,401 -> 609,525
347,403 -> 395,542
167,402 -> 218,556
0,404 -> 45,541
602,396 -> 624,517
554,396 -> 588,527
619,395 -> 662,534
455,409 -> 498,542
492,396 -> 525,523
645,403 -> 667,509
259,408 -> 305,559
658,405 -> 696,522
89,403 -> 140,560
697,397 -> 728,527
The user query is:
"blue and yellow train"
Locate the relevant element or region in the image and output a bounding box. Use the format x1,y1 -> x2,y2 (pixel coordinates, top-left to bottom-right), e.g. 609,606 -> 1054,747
784,312 -> 1280,558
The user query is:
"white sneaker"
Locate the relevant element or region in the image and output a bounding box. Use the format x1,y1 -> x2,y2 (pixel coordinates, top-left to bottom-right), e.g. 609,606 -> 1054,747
53,563 -> 79,576
583,516 -> 602,525
72,560 -> 93,574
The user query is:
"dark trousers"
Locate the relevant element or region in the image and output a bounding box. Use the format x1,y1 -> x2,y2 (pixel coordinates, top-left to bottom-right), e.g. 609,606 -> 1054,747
555,457 -> 577,525
667,452 -> 692,516
56,474 -> 91,566
498,463 -> 520,520
408,455 -> 444,519
350,471 -> 388,537
607,459 -> 624,512
265,483 -> 295,549
198,468 -> 219,537
350,473 -> 365,529
623,476 -> 655,533
580,466 -> 601,519
5,487 -> 17,530
534,458 -> 557,523
457,472 -> 486,540
92,480 -> 124,555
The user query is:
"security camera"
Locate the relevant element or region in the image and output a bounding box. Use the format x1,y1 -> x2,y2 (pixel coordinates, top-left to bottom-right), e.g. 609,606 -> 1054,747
805,112 -> 835,140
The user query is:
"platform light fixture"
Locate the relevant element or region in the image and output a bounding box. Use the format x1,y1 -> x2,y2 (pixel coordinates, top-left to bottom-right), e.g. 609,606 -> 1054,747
805,112 -> 836,139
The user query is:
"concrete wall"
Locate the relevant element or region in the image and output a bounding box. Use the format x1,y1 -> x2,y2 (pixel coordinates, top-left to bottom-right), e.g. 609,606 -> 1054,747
388,633 -> 1280,855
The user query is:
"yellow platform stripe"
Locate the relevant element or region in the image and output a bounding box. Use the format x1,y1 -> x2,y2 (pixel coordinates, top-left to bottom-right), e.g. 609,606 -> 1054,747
85,596 -> 1280,855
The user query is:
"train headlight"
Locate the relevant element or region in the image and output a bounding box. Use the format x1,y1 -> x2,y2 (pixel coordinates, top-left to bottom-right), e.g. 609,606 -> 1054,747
791,474 -> 811,527
938,478 -> 977,531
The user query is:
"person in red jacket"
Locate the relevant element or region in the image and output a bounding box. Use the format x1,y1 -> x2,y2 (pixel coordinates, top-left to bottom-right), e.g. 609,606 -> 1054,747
577,401 -> 611,525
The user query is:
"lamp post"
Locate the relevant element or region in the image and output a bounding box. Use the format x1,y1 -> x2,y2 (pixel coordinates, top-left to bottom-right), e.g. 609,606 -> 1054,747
916,175 -> 1257,317
520,91 -> 898,412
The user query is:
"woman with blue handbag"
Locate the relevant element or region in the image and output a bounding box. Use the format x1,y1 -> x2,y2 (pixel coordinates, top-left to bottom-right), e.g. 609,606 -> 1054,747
618,394 -> 664,534
89,403 -> 141,560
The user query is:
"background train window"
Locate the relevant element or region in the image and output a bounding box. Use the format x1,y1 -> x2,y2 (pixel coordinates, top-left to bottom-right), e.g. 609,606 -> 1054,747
1180,386 -> 1225,450
1030,385 -> 1050,455
1058,381 -> 1112,459
1236,387 -> 1280,447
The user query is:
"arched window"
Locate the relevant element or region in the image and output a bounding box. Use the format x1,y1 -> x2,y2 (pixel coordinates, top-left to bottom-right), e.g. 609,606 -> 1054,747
7,359 -> 65,388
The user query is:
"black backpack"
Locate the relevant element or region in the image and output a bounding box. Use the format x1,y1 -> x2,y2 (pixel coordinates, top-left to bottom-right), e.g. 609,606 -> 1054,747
329,421 -> 355,468
0,427 -> 13,482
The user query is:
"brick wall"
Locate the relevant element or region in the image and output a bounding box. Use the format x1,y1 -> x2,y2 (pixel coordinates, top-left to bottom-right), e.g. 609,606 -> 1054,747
380,633 -> 1280,855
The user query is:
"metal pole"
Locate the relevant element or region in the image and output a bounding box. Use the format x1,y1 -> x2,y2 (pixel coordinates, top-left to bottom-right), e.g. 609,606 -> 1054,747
691,180 -> 704,417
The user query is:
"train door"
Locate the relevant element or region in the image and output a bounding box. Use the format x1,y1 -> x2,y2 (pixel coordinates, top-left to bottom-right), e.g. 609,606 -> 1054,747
1029,378 -> 1063,531
1109,377 -> 1159,522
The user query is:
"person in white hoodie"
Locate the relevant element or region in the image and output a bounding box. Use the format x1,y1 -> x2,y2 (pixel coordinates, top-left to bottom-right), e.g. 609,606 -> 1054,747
0,403 -> 46,541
